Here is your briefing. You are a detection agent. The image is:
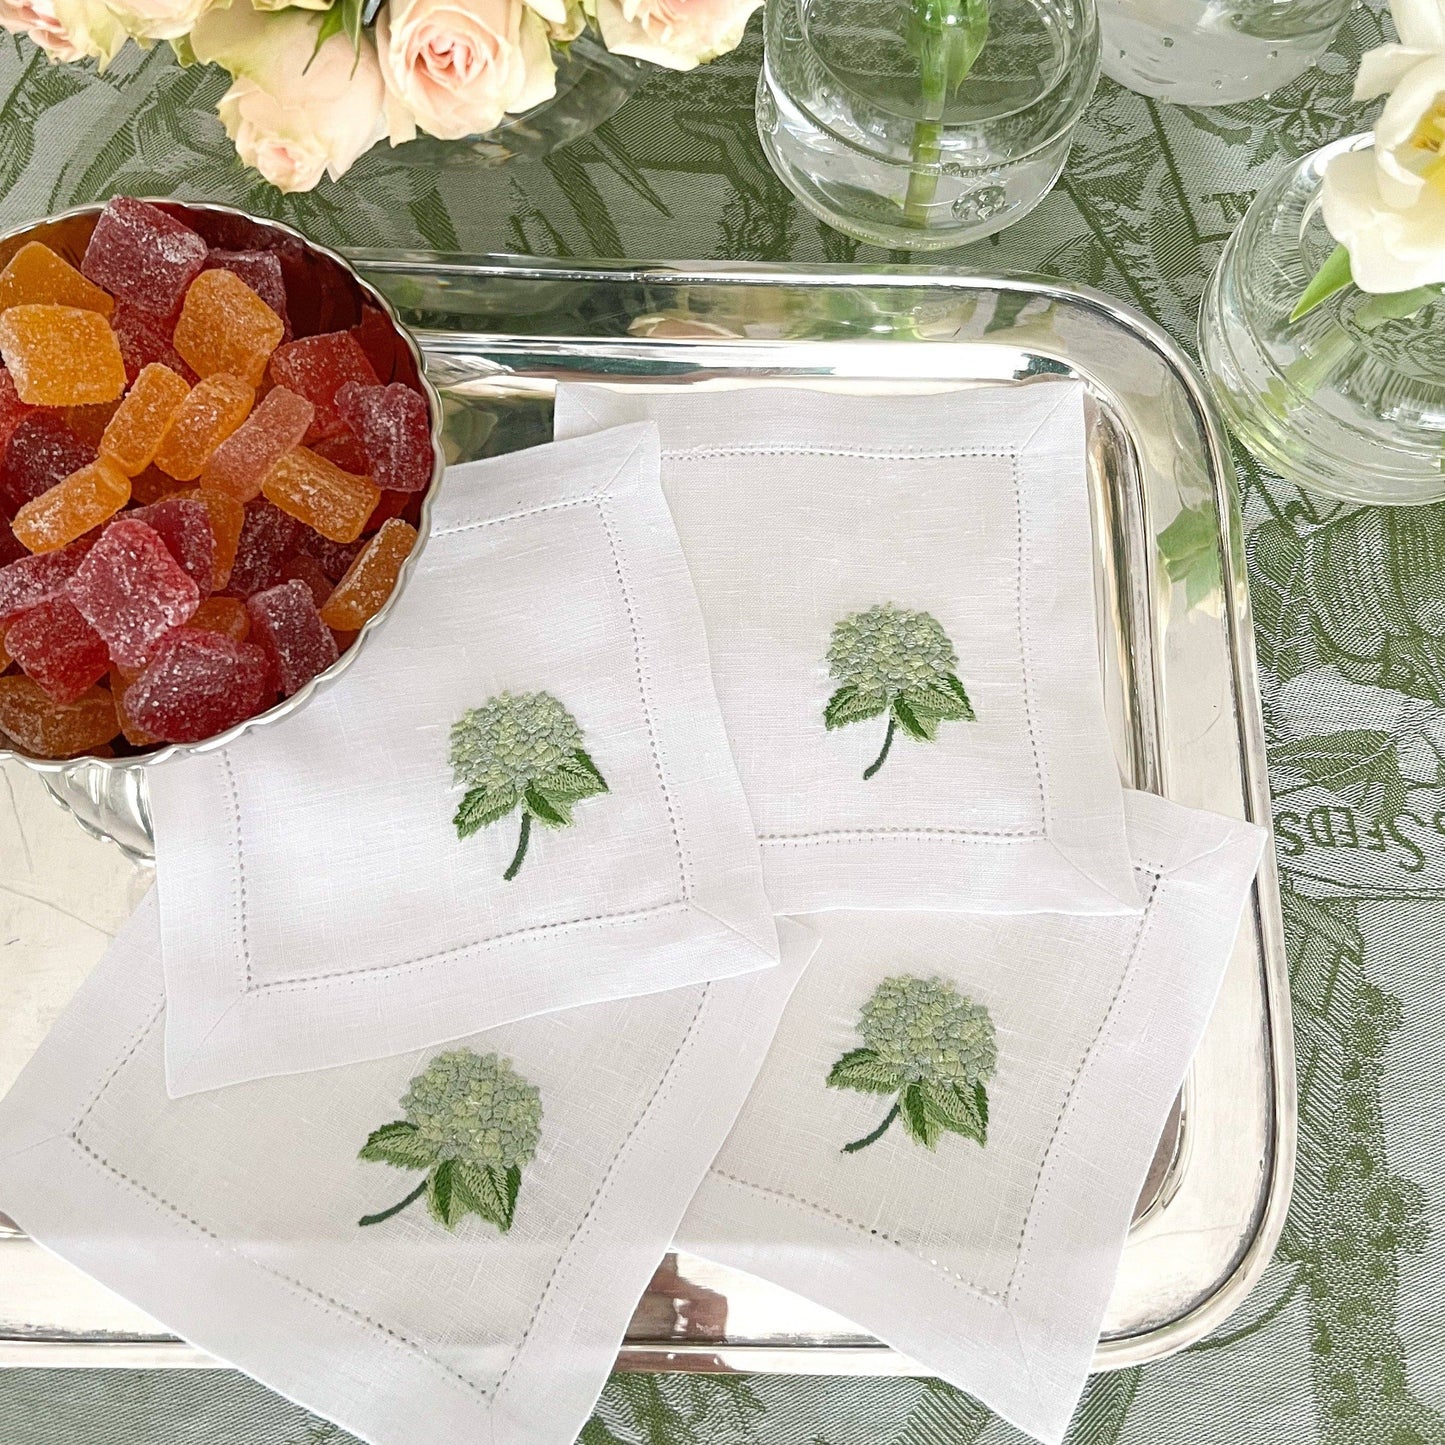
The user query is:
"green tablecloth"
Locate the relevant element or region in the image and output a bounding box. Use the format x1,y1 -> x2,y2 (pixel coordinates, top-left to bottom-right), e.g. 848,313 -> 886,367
4,8 -> 1445,1442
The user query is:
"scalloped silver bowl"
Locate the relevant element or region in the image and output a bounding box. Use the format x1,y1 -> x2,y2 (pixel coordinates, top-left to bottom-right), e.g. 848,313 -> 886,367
0,200 -> 446,860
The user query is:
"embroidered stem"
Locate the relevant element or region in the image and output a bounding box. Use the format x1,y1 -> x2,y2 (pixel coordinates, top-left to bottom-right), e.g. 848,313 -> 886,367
842,1098 -> 901,1153
359,1177 -> 428,1227
504,812 -> 532,881
863,716 -> 897,780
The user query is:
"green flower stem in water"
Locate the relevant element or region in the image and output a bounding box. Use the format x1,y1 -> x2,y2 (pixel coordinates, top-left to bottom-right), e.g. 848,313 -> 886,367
359,1177 -> 428,1228
864,715 -> 898,780
504,811 -> 532,882
842,1099 -> 902,1153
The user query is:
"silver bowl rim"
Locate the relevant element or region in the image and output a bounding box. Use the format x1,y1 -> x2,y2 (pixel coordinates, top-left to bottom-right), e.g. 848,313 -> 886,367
0,198 -> 446,776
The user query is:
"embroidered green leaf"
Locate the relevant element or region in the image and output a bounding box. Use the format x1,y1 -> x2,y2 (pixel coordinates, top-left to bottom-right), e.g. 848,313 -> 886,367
454,785 -> 518,840
824,606 -> 975,777
892,694 -> 938,741
358,1050 -> 542,1233
826,1047 -> 907,1094
825,685 -> 890,729
448,693 -> 607,878
358,1120 -> 437,1170
832,976 -> 997,1155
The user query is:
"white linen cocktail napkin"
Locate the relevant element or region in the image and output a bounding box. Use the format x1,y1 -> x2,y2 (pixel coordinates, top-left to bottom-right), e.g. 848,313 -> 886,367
677,790 -> 1266,1445
0,895 -> 816,1445
555,382 -> 1139,917
150,423 -> 779,1097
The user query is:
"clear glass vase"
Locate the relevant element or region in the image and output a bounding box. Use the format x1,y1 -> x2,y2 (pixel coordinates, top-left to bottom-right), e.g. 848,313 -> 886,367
1200,135 -> 1445,507
1098,0 -> 1352,103
756,0 -> 1101,249
388,35 -> 649,168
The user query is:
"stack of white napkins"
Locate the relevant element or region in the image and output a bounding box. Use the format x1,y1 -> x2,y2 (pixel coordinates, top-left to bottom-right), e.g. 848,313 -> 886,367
0,384 -> 1266,1445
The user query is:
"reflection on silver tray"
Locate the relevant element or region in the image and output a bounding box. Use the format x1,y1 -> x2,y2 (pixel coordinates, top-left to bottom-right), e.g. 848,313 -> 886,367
0,260 -> 1291,1380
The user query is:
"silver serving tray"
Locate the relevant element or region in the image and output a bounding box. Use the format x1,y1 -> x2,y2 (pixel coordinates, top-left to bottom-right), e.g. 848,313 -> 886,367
0,260 -> 1291,1378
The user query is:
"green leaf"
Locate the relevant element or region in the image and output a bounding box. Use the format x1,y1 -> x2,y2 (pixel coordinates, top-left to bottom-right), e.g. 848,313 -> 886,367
902,676 -> 974,723
537,751 -> 608,802
502,1164 -> 521,1230
1290,244 -> 1353,323
426,1160 -> 463,1229
454,785 -> 517,839
919,1081 -> 989,1145
358,1120 -> 435,1170
825,685 -> 889,729
1273,729 -> 1410,826
899,1084 -> 941,1149
305,3 -> 346,68
892,695 -> 937,741
524,784 -> 572,828
826,1047 -> 907,1094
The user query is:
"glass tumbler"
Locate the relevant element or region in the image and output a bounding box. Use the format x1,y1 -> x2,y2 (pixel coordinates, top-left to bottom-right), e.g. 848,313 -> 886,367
756,0 -> 1101,250
1098,0 -> 1353,104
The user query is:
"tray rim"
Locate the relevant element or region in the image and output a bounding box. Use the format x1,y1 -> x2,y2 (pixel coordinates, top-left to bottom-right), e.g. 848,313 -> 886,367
0,259 -> 1294,1378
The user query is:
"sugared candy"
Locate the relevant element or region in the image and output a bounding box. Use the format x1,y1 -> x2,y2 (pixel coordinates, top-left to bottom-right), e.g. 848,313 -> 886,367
246,578 -> 337,695
189,595 -> 250,642
130,495 -> 214,592
62,401 -> 121,449
225,499 -> 300,598
335,382 -> 432,493
200,386 -> 313,502
203,250 -> 290,338
297,529 -> 362,583
100,363 -> 191,476
0,518 -> 23,568
268,331 -> 379,440
0,242 -> 114,317
68,517 -> 200,666
1,412 -> 95,513
153,373 -> 254,481
81,198 -> 207,323
0,675 -> 116,757
365,489 -> 412,531
173,269 -> 285,387
0,305 -> 127,405
111,300 -> 192,385
123,628 -> 272,743
193,487 -> 244,590
5,596 -> 109,702
12,458 -> 130,553
0,538 -> 93,624
262,446 -> 380,544
311,430 -> 370,476
110,664 -> 157,746
319,519 -> 417,632
279,554 -> 333,609
0,369 -> 33,452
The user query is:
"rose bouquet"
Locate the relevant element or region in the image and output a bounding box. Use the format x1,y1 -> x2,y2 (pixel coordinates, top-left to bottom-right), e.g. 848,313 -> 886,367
0,0 -> 760,192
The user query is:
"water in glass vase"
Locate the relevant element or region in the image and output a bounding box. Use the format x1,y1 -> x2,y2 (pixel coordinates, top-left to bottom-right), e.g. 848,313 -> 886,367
1098,0 -> 1351,104
757,0 -> 1100,249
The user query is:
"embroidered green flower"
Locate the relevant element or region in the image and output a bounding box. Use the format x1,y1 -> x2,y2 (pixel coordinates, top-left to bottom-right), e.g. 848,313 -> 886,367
828,975 -> 997,1154
358,1050 -> 543,1233
823,605 -> 975,779
449,691 -> 608,880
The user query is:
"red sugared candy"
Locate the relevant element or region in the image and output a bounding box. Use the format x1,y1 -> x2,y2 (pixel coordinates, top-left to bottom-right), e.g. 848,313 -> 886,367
111,300 -> 193,385
225,499 -> 300,598
246,578 -> 337,695
81,198 -> 207,324
1,412 -> 96,514
0,538 -> 93,624
130,495 -> 215,593
122,627 -> 273,743
279,553 -> 332,609
69,517 -> 201,667
0,370 -> 34,452
334,382 -> 432,493
297,530 -> 363,583
268,330 -> 379,440
5,596 -> 109,702
200,385 -> 313,503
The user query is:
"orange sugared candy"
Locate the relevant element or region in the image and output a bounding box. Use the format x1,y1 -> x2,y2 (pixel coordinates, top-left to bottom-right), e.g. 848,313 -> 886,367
174,270 -> 285,389
0,304 -> 126,405
11,458 -> 130,553
153,373 -> 253,481
193,487 -> 245,590
0,675 -> 117,757
110,664 -> 157,747
189,595 -> 250,643
0,243 -> 114,317
100,363 -> 191,476
262,447 -> 380,544
320,519 -> 417,631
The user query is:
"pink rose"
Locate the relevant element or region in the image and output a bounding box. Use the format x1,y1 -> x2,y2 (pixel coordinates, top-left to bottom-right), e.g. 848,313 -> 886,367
594,0 -> 759,69
377,0 -> 556,143
0,0 -> 125,64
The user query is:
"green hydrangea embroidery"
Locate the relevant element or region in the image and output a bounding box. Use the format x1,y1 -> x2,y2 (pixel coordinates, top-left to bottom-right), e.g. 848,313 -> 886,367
449,691 -> 608,880
824,605 -> 975,779
828,975 -> 997,1154
358,1050 -> 543,1233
